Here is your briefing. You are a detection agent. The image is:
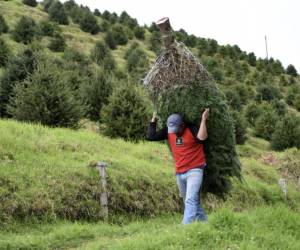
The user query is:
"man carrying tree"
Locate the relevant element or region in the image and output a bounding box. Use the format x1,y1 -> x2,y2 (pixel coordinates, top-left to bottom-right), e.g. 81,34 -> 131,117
147,109 -> 209,224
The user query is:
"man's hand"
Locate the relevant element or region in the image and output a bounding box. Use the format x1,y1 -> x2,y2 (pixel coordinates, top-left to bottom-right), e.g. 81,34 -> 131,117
151,112 -> 158,123
202,108 -> 209,121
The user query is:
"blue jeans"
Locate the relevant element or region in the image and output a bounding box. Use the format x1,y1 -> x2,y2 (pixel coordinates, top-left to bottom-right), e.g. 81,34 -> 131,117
176,168 -> 207,224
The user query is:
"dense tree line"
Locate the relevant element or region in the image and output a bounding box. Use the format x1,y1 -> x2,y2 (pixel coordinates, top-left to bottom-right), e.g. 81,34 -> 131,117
0,0 -> 299,148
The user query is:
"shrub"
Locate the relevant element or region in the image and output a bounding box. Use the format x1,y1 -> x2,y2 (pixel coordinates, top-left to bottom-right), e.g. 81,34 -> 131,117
102,54 -> 116,73
12,16 -> 37,44
206,39 -> 218,56
38,20 -> 57,37
105,30 -> 117,49
0,14 -> 9,34
271,112 -> 300,150
94,9 -> 101,17
80,69 -> 113,121
79,12 -> 100,34
7,62 -> 84,128
22,0 -> 37,7
231,110 -> 247,144
42,0 -> 54,12
254,107 -> 278,140
271,99 -> 287,116
148,22 -> 159,32
67,4 -> 84,24
286,64 -> 298,77
292,96 -> 300,111
255,84 -> 281,102
48,34 -> 66,52
90,41 -> 109,64
149,31 -> 162,55
63,0 -> 77,12
111,24 -> 128,46
224,89 -> 242,111
101,83 -> 150,141
244,102 -> 261,126
100,20 -> 110,32
285,85 -> 300,105
0,38 -> 11,67
247,52 -> 256,66
90,41 -> 116,72
48,1 -> 69,25
125,43 -> 149,77
119,11 -> 138,29
0,48 -> 38,117
134,26 -> 145,40
63,47 -> 87,65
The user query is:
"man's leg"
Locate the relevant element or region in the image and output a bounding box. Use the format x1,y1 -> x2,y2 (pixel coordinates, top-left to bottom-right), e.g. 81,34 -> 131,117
176,173 -> 187,201
182,168 -> 204,224
195,169 -> 207,222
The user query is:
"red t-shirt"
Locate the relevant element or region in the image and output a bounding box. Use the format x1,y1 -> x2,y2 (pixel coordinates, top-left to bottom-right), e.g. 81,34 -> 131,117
168,128 -> 206,173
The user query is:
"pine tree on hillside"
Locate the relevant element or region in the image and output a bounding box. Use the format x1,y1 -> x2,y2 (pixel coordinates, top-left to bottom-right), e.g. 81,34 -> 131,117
101,83 -> 150,141
38,20 -> 56,37
79,12 -> 100,35
111,24 -> 128,46
125,44 -> 149,79
42,0 -> 54,12
12,16 -> 37,44
271,112 -> 300,150
286,64 -> 298,77
230,110 -> 247,145
91,41 -> 109,64
0,14 -> 9,34
254,108 -> 278,140
134,26 -> 145,40
0,49 -> 38,117
48,1 -> 69,25
48,33 -> 66,52
23,0 -> 38,7
105,30 -> 117,49
7,62 -> 84,128
149,31 -> 162,55
0,38 -> 11,67
80,69 -> 113,121
94,9 -> 101,17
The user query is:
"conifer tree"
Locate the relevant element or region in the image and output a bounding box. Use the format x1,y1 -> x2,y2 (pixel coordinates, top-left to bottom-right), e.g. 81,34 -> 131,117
48,1 -> 69,25
80,69 -> 113,121
101,83 -> 150,141
271,112 -> 300,150
0,38 -> 11,67
0,48 -> 38,117
0,14 -> 9,34
23,0 -> 38,7
79,12 -> 100,34
8,62 -> 83,128
12,16 -> 37,44
286,64 -> 298,77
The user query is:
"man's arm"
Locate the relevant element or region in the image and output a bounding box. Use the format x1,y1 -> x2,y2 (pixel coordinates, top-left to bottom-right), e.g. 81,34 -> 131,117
189,109 -> 209,143
197,108 -> 209,140
146,112 -> 168,141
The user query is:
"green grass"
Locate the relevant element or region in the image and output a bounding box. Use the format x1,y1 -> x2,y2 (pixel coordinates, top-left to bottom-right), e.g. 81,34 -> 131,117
1,205 -> 300,249
1,118 -> 300,226
0,119 -> 181,224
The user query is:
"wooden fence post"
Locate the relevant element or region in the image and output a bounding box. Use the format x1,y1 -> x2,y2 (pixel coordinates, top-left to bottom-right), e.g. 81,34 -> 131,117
278,178 -> 287,200
96,161 -> 108,220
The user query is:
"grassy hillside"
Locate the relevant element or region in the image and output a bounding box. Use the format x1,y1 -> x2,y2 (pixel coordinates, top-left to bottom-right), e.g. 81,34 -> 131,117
1,119 -> 300,249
